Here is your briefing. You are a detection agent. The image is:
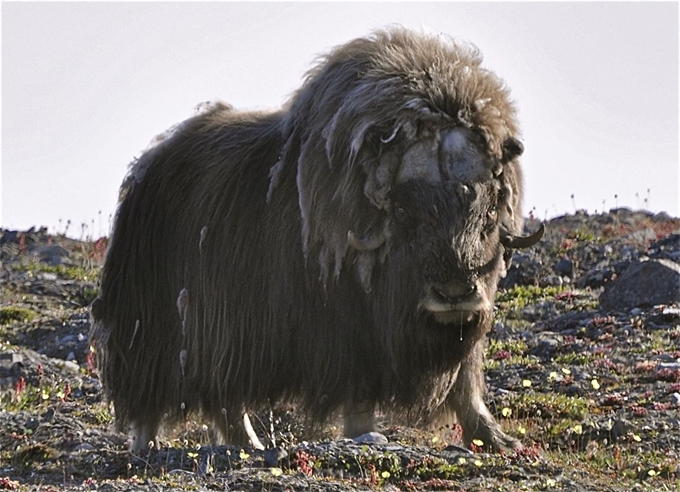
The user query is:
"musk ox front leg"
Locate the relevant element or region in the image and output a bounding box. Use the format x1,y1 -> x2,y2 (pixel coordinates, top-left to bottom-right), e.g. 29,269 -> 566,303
445,340 -> 521,451
343,401 -> 376,438
211,409 -> 265,450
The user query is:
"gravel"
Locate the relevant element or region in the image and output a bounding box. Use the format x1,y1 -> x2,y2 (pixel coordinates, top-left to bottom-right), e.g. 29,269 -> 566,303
1,208 -> 679,491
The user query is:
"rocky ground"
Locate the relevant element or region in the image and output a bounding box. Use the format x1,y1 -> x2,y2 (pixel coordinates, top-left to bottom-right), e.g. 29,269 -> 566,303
1,208 -> 679,491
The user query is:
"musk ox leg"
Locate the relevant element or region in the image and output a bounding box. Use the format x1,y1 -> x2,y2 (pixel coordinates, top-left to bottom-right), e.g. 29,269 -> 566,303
127,420 -> 159,454
242,412 -> 265,450
343,401 -> 376,438
443,341 -> 521,451
213,409 -> 265,450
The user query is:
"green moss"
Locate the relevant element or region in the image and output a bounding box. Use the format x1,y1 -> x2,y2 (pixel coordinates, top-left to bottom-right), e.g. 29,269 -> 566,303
496,285 -> 566,312
485,338 -> 538,369
554,353 -> 593,365
15,262 -> 98,282
569,227 -> 597,242
508,392 -> 591,420
81,286 -> 99,304
0,306 -> 36,325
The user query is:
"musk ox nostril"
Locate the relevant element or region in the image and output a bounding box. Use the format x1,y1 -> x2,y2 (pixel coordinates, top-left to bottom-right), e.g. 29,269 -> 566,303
432,282 -> 477,304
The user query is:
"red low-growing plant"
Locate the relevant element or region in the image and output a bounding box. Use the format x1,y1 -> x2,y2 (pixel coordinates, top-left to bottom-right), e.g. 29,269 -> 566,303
294,450 -> 314,476
631,405 -> 648,416
602,393 -> 626,407
86,347 -> 97,376
13,377 -> 26,401
591,316 -> 616,327
0,476 -> 20,490
493,350 -> 511,361
655,368 -> 680,383
61,382 -> 71,402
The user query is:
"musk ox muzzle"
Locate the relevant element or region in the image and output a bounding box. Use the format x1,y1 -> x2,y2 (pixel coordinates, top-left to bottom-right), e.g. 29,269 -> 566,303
90,27 -> 543,454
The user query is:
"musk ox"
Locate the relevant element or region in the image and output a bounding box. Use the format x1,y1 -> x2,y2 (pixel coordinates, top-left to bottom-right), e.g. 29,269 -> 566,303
91,27 -> 543,453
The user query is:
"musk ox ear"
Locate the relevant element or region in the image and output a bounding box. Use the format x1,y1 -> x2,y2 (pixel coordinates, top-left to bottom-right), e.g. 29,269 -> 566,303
502,136 -> 524,163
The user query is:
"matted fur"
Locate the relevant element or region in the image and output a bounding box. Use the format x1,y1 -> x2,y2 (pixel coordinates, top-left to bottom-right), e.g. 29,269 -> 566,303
91,27 -> 527,451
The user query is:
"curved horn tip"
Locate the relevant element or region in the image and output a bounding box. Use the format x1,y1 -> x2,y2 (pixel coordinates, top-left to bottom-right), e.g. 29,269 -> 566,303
503,223 -> 545,249
533,223 -> 546,239
519,223 -> 545,248
347,229 -> 387,252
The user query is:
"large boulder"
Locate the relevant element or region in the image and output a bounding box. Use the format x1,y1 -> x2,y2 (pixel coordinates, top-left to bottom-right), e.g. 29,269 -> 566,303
599,258 -> 680,311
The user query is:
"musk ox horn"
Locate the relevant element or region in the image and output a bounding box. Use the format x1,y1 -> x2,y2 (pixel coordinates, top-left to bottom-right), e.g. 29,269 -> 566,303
347,227 -> 389,252
501,223 -> 545,249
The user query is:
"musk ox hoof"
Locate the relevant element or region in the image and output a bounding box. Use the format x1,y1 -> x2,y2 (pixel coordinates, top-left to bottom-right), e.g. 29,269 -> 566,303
127,422 -> 158,454
472,425 -> 522,452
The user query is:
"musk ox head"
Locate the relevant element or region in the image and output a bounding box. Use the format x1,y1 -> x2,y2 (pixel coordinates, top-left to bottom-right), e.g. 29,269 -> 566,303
269,28 -> 541,320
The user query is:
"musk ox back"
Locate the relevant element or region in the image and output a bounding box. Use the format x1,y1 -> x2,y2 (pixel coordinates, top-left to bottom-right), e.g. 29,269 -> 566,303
91,27 -> 543,453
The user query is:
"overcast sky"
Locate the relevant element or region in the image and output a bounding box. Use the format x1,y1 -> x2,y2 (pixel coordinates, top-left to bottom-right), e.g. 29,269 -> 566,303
2,1 -> 678,237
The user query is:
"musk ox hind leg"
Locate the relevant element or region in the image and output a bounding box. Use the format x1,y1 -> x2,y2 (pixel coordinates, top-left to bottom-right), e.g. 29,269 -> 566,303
127,420 -> 160,455
440,341 -> 521,451
343,401 -> 377,438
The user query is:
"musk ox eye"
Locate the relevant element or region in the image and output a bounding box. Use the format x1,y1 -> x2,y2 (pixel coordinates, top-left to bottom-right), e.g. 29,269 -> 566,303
394,206 -> 409,222
485,207 -> 498,230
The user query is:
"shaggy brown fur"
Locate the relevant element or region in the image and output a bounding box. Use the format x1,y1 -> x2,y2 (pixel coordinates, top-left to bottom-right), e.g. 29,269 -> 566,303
91,27 -> 538,453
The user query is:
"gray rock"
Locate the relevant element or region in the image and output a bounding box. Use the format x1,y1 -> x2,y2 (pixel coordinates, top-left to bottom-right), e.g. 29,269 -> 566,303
521,301 -> 559,322
662,306 -> 680,318
652,211 -> 674,222
57,360 -> 81,373
671,393 -> 680,406
352,432 -> 388,445
553,258 -> 574,277
599,259 -> 680,312
578,265 -> 615,289
41,407 -> 56,424
0,352 -> 23,371
620,246 -> 639,261
59,334 -> 79,345
25,417 -> 40,431
74,443 -> 96,453
264,446 -> 288,466
626,228 -> 657,244
0,352 -> 24,383
35,244 -> 71,265
500,252 -> 544,288
610,419 -> 633,441
612,260 -> 632,275
443,444 -> 473,454
542,274 -> 564,287
651,353 -> 676,362
529,332 -> 562,359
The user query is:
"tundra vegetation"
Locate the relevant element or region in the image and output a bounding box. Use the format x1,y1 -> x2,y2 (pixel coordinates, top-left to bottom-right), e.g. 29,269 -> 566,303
1,207 -> 679,491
